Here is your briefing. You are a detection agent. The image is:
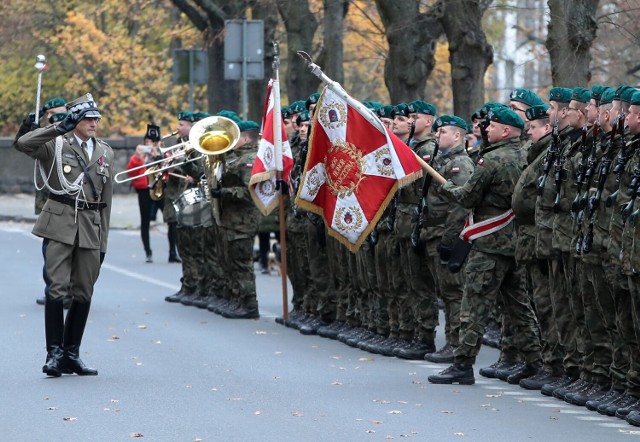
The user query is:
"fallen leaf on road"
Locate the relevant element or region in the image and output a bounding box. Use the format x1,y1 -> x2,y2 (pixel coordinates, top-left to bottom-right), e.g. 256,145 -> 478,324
365,430 -> 376,433
453,432 -> 465,436
228,397 -> 242,401
411,380 -> 422,384
108,336 -> 120,341
387,410 -> 402,414
330,356 -> 340,359
358,357 -> 374,362
254,411 -> 261,415
441,410 -> 453,414
485,394 -> 501,398
255,331 -> 267,335
155,341 -> 161,344
408,372 -> 417,376
130,433 -> 144,437
369,420 -> 383,424
549,416 -> 559,420
384,436 -> 394,440
292,411 -> 304,417
274,351 -> 282,355
137,325 -> 147,329
63,417 -> 78,421
47,407 -> 57,410
332,380 -> 343,385
397,401 -> 408,404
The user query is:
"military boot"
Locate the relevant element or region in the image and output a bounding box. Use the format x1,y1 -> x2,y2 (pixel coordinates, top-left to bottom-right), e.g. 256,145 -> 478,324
395,339 -> 437,360
496,361 -> 525,381
519,370 -> 561,391
428,364 -> 475,385
553,378 -> 589,401
165,285 -> 189,303
540,375 -> 577,397
586,388 -> 623,411
42,297 -> 65,377
507,360 -> 542,385
479,359 -> 517,379
424,344 -> 455,363
616,398 -> 640,419
601,393 -> 638,416
60,301 -> 98,376
627,410 -> 640,427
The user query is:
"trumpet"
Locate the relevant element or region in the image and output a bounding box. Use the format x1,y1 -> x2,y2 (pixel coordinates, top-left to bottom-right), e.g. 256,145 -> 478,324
115,116 -> 240,184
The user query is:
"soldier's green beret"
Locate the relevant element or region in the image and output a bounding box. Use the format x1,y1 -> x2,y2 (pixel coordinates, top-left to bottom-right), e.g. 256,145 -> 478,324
615,85 -> 637,103
392,103 -> 410,118
376,105 -> 395,119
48,112 -> 67,124
510,88 -> 544,107
590,85 -> 608,103
631,91 -> 640,106
177,111 -> 196,122
305,93 -> 320,110
43,97 -> 66,111
193,111 -> 210,121
525,104 -> 550,121
407,100 -> 437,116
549,87 -> 573,103
296,110 -> 310,126
571,87 -> 591,104
364,101 -> 383,111
487,106 -> 525,130
481,101 -> 508,116
600,88 -> 616,105
215,110 -> 242,124
289,100 -> 306,114
237,120 -> 260,132
434,115 -> 468,132
281,106 -> 291,119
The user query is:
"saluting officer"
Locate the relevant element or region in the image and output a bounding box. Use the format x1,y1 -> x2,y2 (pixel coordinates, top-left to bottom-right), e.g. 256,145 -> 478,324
16,93 -> 113,377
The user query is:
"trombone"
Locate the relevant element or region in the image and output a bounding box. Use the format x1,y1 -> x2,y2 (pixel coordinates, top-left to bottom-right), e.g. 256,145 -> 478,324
114,116 -> 241,184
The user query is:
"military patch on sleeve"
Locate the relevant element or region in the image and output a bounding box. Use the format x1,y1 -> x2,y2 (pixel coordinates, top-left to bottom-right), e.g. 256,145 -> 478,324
477,158 -> 484,166
423,155 -> 431,162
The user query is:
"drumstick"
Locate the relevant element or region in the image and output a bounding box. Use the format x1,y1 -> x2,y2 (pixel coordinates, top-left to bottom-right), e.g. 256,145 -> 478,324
168,172 -> 188,180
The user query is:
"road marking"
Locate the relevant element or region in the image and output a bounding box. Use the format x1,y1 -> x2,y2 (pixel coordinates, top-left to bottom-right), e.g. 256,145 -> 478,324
575,415 -> 613,421
101,263 -> 180,290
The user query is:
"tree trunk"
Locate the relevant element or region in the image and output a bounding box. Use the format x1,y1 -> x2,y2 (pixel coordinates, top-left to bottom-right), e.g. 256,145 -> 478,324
316,0 -> 349,85
439,0 -> 493,120
375,0 -> 444,104
277,0 -> 320,103
546,0 -> 599,87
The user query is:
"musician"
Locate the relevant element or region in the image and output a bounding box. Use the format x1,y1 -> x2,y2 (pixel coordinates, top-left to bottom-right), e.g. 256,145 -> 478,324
126,124 -> 163,263
15,93 -> 112,377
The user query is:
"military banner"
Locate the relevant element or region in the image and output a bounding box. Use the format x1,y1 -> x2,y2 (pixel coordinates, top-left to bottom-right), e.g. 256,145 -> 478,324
295,85 -> 423,252
249,79 -> 293,215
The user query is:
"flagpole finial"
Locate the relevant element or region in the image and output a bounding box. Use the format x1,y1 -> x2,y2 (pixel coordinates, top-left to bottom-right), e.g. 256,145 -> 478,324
297,51 -> 313,65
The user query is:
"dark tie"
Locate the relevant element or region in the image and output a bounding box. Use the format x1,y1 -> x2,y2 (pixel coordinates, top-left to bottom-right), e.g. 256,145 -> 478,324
81,141 -> 89,163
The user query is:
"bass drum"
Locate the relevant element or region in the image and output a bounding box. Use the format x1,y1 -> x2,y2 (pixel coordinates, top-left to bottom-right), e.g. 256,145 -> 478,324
173,187 -> 213,227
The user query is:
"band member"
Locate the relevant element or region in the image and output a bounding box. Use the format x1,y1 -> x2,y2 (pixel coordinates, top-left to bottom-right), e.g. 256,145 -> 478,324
15,93 -> 113,377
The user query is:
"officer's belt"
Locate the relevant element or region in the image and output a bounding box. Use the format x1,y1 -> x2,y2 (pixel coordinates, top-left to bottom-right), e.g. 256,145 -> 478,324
423,216 -> 447,227
396,194 -> 421,205
49,194 -> 107,211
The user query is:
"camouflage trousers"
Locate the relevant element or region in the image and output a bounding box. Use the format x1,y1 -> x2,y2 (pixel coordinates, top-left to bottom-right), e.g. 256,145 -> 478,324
304,222 -> 336,319
385,233 -> 405,338
203,223 -> 225,297
356,239 -> 377,330
454,250 -> 541,366
526,260 -> 563,375
326,236 -> 350,323
373,231 -> 393,335
625,275 -> 640,397
431,255 -> 463,347
217,227 -> 257,309
582,261 -> 620,385
177,225 -> 203,293
548,254 -> 583,377
602,258 -> 637,392
285,228 -> 310,312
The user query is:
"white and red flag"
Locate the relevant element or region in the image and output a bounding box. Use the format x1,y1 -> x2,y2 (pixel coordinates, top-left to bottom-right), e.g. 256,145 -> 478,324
295,86 -> 423,251
249,79 -> 293,215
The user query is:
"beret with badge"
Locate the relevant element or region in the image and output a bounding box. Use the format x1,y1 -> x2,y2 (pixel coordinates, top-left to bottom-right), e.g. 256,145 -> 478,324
376,105 -> 395,119
525,104 -> 550,121
392,103 -> 410,118
288,100 -> 306,115
600,87 -> 616,105
590,85 -> 608,103
510,88 -> 545,107
177,111 -> 196,123
549,87 -> 573,104
615,85 -> 637,104
571,87 -> 591,104
49,112 -> 67,124
193,111 -> 210,121
215,110 -> 242,124
237,120 -> 260,133
296,111 -> 310,127
434,115 -> 468,132
487,106 -> 525,130
305,93 -> 320,111
42,97 -> 66,114
631,90 -> 640,106
407,100 -> 437,116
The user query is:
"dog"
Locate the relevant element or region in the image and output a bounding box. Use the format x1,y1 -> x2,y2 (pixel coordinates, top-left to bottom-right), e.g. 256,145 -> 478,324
267,242 -> 282,276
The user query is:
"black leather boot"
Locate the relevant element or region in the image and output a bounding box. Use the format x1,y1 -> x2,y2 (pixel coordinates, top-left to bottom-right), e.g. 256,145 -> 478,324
42,297 -> 65,377
61,300 -> 98,376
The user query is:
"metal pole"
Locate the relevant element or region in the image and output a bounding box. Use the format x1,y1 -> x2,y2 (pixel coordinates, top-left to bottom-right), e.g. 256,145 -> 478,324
34,55 -> 46,123
241,21 -> 248,120
189,49 -> 194,112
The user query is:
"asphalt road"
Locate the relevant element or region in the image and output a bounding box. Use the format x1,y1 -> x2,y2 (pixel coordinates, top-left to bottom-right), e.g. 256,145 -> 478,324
1,221 -> 637,441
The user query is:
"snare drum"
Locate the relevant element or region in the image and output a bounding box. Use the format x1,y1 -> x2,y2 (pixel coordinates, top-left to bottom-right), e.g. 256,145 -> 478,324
173,187 -> 213,227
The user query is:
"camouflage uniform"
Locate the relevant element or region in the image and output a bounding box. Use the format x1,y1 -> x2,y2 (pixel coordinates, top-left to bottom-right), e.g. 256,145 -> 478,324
424,142 -> 474,349
217,142 -> 261,310
513,132 -> 563,376
441,137 -> 541,366
536,127 -> 583,379
394,134 -> 438,344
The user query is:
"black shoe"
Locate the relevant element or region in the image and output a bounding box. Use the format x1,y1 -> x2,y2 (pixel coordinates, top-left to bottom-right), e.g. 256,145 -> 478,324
616,398 -> 640,419
346,329 -> 376,347
300,318 -> 331,336
145,254 -> 153,263
168,255 -> 182,263
479,360 -> 517,379
424,344 -> 455,363
564,381 -> 595,404
222,306 -> 260,319
358,334 -> 387,352
507,360 -> 542,385
541,375 -> 576,397
180,291 -> 202,306
395,340 -> 437,360
627,410 -> 640,427
570,383 -> 611,407
496,361 -> 525,381
482,322 -> 501,349
165,288 -> 188,303
519,370 -> 561,391
586,388 -> 623,411
317,321 -> 347,339
602,393 -> 638,417
36,296 -> 45,306
428,364 -> 475,385
553,378 -> 589,401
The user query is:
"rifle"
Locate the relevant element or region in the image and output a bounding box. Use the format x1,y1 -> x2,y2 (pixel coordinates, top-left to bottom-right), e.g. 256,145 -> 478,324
574,123 -> 597,254
583,120 -> 619,253
291,138 -> 308,218
605,112 -> 629,207
571,125 -> 590,216
410,138 -> 440,252
537,118 -> 559,195
622,156 -> 640,225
